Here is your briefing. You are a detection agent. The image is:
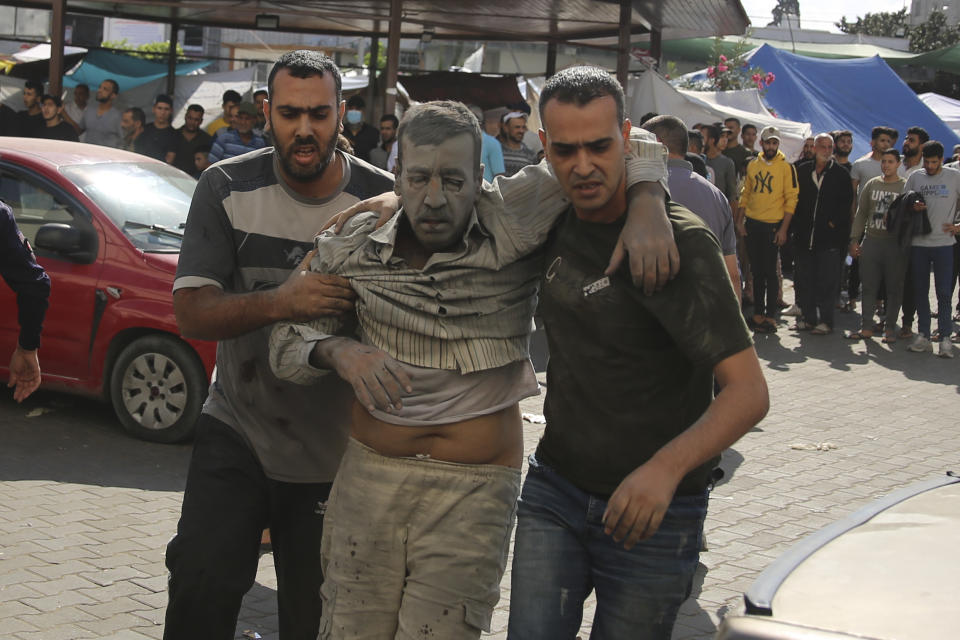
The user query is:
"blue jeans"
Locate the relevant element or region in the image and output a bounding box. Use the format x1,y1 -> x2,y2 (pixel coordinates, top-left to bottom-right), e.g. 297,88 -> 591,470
507,456 -> 708,640
911,245 -> 954,338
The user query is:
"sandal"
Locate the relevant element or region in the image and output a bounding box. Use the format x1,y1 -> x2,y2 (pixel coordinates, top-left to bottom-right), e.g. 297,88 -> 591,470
882,333 -> 897,344
899,326 -> 914,339
844,330 -> 873,340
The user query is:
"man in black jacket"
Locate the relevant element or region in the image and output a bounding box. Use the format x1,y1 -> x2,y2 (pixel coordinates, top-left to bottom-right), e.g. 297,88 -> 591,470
792,133 -> 854,334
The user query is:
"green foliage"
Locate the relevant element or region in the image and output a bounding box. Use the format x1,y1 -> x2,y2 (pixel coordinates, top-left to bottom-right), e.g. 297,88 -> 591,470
101,38 -> 185,61
363,46 -> 387,70
908,10 -> 960,53
678,37 -> 774,95
836,9 -> 960,53
836,8 -> 908,37
769,0 -> 800,27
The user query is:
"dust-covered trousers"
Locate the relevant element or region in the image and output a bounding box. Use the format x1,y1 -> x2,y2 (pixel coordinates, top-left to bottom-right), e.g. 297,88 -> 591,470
318,437 -> 521,640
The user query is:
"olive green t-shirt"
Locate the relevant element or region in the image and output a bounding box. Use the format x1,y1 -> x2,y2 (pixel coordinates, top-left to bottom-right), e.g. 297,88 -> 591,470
536,203 -> 753,497
852,175 -> 906,241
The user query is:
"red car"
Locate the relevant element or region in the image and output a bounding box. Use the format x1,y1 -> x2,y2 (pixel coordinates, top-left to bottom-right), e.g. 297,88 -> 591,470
0,138 -> 216,443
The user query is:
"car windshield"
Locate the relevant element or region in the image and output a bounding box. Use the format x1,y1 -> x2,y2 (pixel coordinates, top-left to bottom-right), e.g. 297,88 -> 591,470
61,162 -> 196,252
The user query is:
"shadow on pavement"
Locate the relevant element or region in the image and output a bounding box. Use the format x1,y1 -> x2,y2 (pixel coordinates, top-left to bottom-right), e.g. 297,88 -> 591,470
0,388 -> 191,492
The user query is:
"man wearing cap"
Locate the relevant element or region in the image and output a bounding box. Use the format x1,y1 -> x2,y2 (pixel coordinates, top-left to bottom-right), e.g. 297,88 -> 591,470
139,94 -> 180,164
740,126 -> 799,333
499,110 -> 538,177
208,101 -> 267,164
38,94 -> 79,141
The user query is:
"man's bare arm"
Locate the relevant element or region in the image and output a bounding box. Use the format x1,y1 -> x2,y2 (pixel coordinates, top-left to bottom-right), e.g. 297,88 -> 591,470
606,181 -> 678,295
602,346 -> 768,549
175,251 -> 355,341
723,254 -> 742,304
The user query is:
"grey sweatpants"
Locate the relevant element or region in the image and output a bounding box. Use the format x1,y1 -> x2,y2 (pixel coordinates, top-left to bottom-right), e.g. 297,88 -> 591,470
318,438 -> 521,640
859,235 -> 909,332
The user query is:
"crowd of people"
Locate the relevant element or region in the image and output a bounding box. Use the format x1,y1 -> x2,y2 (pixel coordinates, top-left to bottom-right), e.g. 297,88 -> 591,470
638,113 -> 960,358
2,48 -> 957,640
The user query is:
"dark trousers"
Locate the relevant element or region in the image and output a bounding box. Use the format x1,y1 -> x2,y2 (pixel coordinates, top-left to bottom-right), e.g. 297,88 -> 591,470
164,414 -> 332,640
953,242 -> 960,313
902,259 -> 916,327
745,218 -> 781,318
795,246 -> 845,328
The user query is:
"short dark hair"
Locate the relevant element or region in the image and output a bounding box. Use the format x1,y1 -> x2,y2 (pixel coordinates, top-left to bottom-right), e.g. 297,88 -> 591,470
639,111 -> 658,126
125,107 -> 145,125
724,116 -> 741,127
539,65 -> 624,125
907,126 -> 930,144
871,126 -> 898,141
24,80 -> 44,94
346,94 -> 365,109
253,89 -> 268,99
688,129 -> 704,152
222,89 -> 242,104
103,78 -> 120,95
154,94 -> 173,107
741,123 -> 757,135
921,140 -> 944,159
642,114 -> 688,156
195,143 -> 212,155
832,129 -> 852,143
186,103 -> 204,115
267,50 -> 341,105
379,114 -> 399,127
881,148 -> 901,162
397,101 -> 481,174
40,94 -> 62,107
701,124 -> 721,145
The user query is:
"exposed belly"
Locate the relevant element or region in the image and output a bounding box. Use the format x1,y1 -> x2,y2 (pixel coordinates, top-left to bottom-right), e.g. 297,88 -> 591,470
350,401 -> 523,468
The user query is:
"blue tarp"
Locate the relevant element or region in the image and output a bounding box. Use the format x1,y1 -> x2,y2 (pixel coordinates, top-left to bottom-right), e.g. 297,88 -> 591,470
748,44 -> 960,159
63,50 -> 210,93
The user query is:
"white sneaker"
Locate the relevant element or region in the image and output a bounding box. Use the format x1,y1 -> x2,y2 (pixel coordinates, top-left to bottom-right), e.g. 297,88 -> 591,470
938,339 -> 954,358
782,303 -> 801,316
907,335 -> 932,352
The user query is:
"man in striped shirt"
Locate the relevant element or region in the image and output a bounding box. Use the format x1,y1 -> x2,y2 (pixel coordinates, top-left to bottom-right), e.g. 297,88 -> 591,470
269,99 -> 673,639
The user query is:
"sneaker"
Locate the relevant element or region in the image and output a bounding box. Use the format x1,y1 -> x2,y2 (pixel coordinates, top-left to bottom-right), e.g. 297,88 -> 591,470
782,303 -> 801,316
938,339 -> 955,358
907,335 -> 932,353
810,322 -> 832,335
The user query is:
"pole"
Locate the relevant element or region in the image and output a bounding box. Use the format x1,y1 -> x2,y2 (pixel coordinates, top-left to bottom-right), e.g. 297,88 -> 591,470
49,0 -> 66,96
366,22 -> 380,119
616,0 -> 630,89
384,0 -> 401,116
167,18 -> 180,97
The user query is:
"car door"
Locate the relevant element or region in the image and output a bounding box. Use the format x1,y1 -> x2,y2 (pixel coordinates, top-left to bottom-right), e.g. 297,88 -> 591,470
0,165 -> 104,383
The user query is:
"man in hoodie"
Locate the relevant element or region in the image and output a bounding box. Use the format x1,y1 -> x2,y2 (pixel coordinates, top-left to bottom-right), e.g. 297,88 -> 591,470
740,126 -> 799,333
792,133 -> 855,335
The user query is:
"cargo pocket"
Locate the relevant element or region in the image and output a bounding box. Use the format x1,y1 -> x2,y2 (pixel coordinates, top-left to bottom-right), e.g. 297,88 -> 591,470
462,598 -> 494,633
318,583 -> 336,640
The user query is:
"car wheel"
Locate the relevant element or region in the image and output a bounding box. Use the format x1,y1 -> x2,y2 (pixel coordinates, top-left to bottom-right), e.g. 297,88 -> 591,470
109,335 -> 207,443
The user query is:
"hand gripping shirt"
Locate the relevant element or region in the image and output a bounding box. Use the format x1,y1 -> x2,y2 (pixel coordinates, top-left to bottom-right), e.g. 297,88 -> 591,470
269,131 -> 670,409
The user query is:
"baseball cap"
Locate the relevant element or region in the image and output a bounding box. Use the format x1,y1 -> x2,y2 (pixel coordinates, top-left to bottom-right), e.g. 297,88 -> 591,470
760,126 -> 781,142
235,101 -> 257,117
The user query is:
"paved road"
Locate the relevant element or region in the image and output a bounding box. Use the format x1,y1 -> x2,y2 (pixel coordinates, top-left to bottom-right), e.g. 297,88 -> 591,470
1,301 -> 957,639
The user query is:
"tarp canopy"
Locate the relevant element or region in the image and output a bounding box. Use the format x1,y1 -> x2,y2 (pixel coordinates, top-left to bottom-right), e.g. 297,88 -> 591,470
888,43 -> 960,75
63,49 -> 211,93
746,44 -> 960,159
398,72 -> 525,110
1,43 -> 88,80
629,70 -> 811,160
919,92 -> 960,136
646,36 -> 914,64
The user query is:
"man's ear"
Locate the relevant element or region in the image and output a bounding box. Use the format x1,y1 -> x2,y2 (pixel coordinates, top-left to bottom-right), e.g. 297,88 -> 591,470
538,128 -> 547,158
622,118 -> 632,153
394,160 -> 403,196
477,162 -> 485,191
338,100 -> 346,133
262,98 -> 271,123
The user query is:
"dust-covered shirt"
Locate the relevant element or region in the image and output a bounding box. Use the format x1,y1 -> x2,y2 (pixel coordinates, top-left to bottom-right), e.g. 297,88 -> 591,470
905,166 -> 960,248
852,175 -> 905,240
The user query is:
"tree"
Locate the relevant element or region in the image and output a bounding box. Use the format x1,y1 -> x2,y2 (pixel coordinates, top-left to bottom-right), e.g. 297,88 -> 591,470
836,8 -> 908,37
908,10 -> 960,53
769,0 -> 800,27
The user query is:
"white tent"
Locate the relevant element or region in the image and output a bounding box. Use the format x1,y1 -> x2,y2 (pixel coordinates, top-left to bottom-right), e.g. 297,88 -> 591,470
918,92 -> 960,138
628,70 -> 811,161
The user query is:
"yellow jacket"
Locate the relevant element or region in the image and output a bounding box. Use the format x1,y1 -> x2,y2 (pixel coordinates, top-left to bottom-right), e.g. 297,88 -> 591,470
740,150 -> 799,223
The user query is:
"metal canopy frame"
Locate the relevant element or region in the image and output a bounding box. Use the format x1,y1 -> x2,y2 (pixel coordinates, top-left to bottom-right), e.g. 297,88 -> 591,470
8,0 -> 749,113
